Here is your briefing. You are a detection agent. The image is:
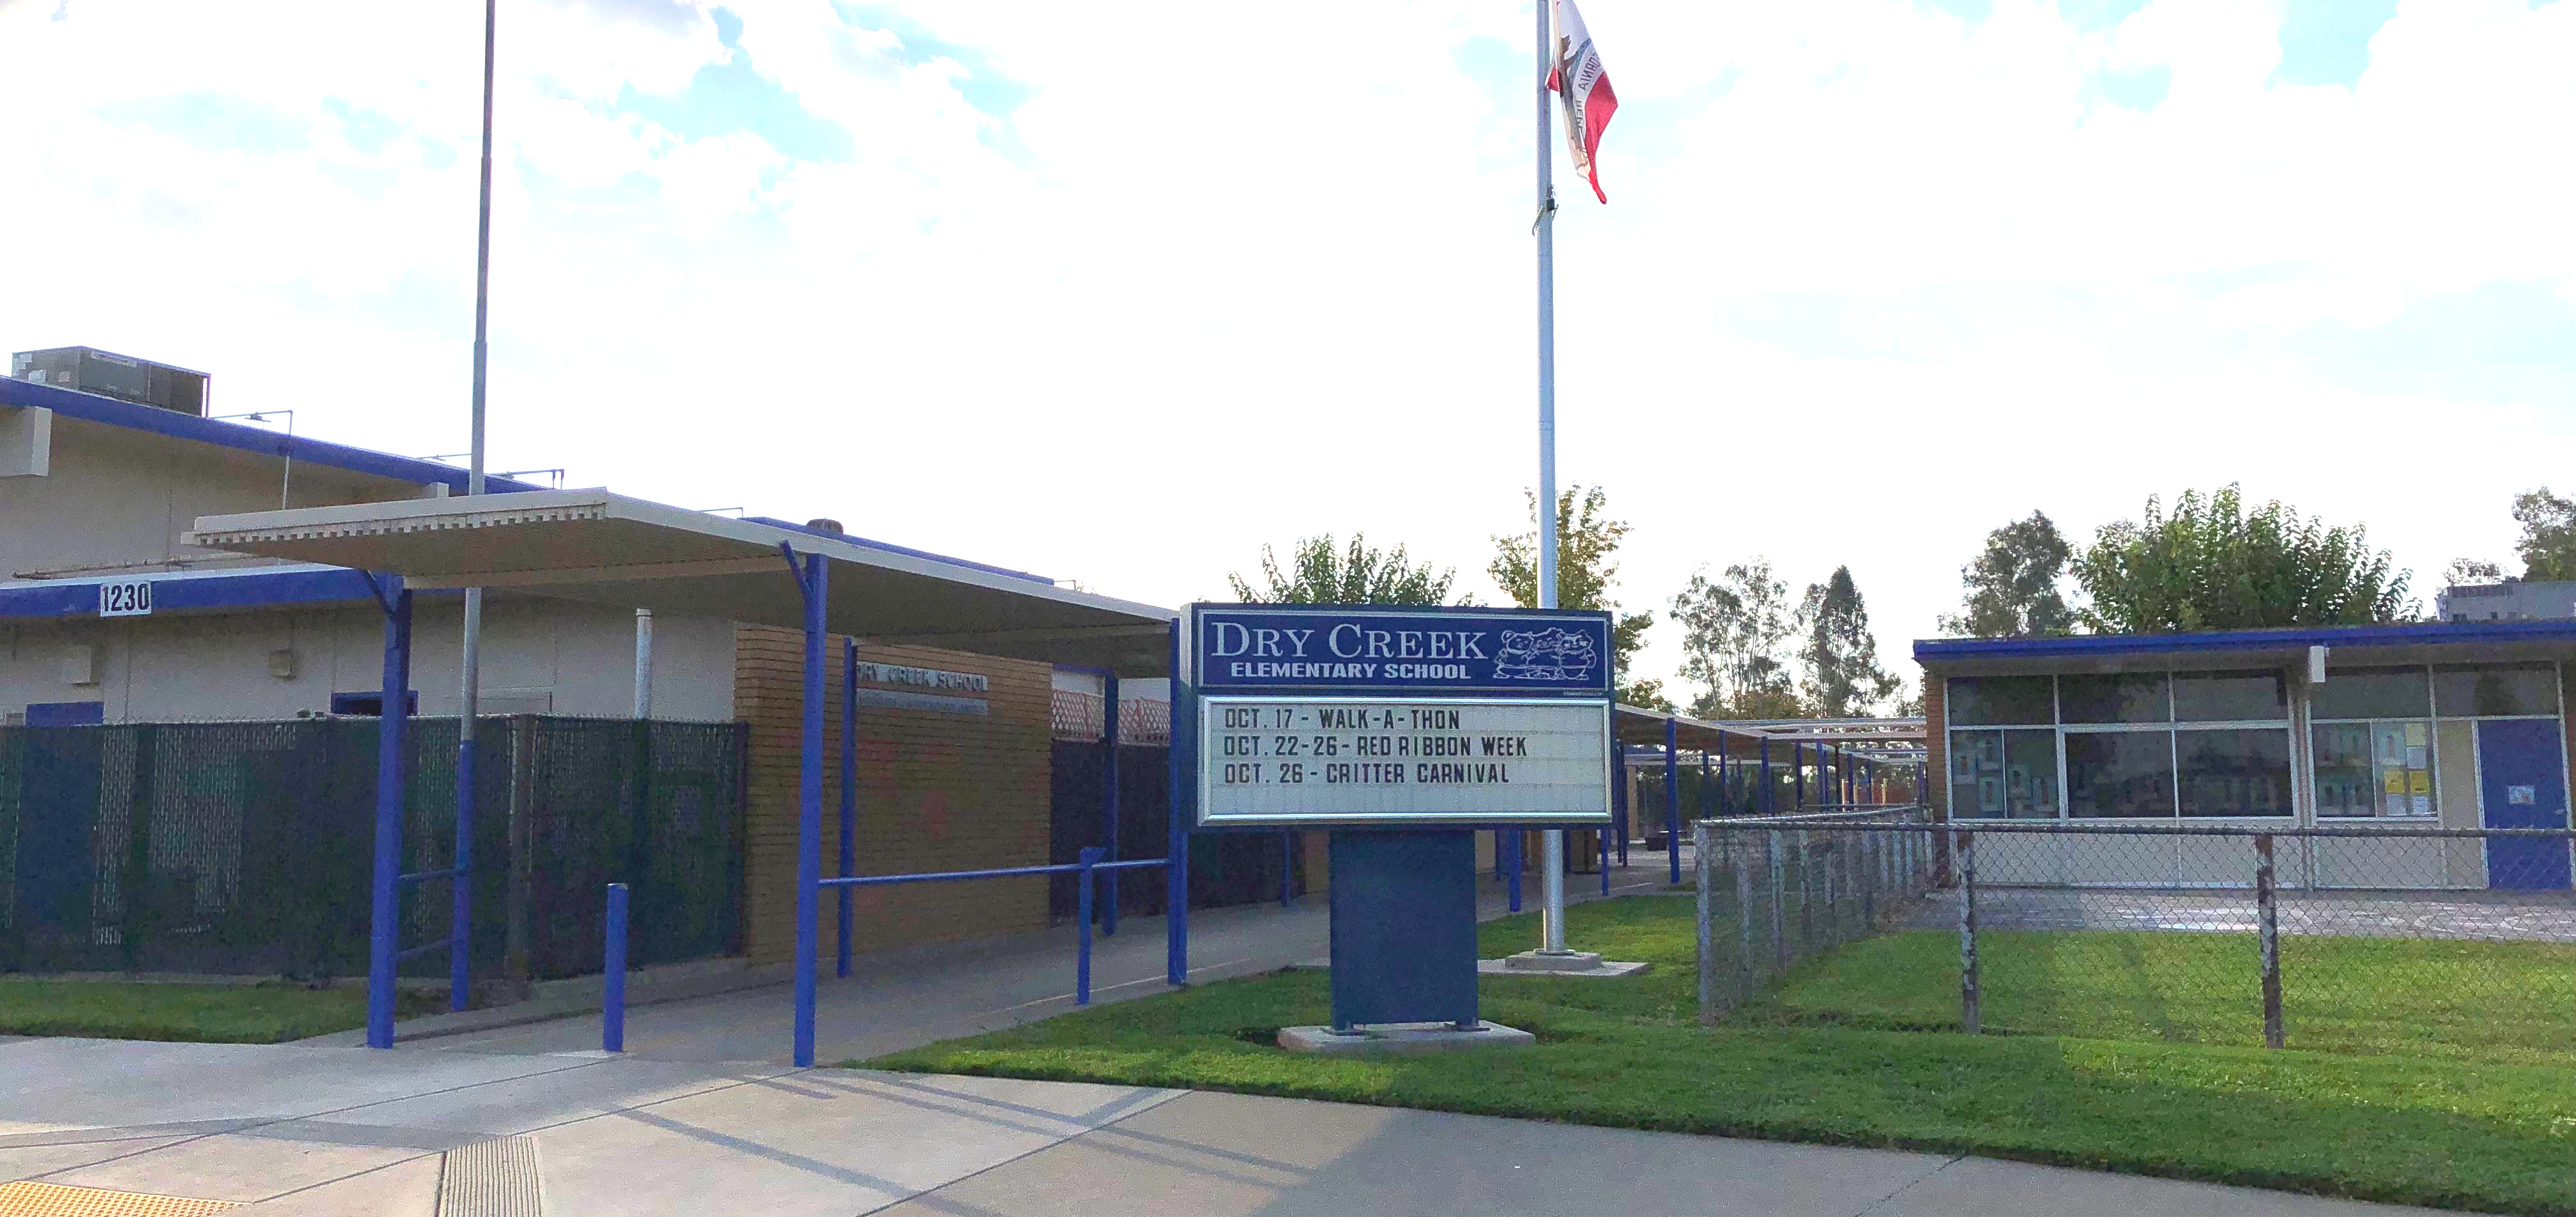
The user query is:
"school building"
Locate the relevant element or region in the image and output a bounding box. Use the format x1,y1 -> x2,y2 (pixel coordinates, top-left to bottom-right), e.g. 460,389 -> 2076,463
0,349 -> 1236,983
1917,624 -> 2576,890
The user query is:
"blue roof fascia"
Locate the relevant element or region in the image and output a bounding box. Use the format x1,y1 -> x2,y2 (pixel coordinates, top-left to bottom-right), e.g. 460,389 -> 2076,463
2,377 -> 543,496
0,565 -> 439,621
1914,620 -> 2576,663
745,516 -> 1055,585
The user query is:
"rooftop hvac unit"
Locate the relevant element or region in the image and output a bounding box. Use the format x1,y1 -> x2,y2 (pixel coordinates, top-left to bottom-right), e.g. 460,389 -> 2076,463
9,346 -> 208,416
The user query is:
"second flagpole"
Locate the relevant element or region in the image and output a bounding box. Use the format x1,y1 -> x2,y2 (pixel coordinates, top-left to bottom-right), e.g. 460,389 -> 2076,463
1533,0 -> 1570,957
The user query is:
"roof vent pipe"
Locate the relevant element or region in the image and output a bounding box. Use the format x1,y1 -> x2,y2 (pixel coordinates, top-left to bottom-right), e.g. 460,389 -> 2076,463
806,518 -> 843,534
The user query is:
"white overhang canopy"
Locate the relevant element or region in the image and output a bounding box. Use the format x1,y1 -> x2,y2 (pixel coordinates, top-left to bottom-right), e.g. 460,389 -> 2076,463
187,489 -> 1177,677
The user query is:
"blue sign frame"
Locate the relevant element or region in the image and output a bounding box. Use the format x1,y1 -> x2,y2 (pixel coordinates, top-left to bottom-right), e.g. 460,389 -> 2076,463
1176,603 -> 1616,834
1194,603 -> 1613,698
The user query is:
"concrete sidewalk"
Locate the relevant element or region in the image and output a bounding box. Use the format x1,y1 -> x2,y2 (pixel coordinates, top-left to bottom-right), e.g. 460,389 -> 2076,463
0,1037 -> 2440,1216
336,851 -> 1690,1065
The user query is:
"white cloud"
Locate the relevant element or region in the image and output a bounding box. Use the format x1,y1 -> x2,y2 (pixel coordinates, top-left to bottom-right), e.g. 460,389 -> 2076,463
1,0 -> 2570,710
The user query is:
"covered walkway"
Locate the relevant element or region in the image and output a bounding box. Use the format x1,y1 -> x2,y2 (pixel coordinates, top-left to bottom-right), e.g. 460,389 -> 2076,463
189,490 -> 1181,1066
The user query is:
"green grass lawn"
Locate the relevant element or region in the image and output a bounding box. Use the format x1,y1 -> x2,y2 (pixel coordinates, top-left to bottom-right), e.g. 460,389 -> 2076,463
0,978 -> 439,1043
1768,928 -> 2576,1068
867,897 -> 2576,1216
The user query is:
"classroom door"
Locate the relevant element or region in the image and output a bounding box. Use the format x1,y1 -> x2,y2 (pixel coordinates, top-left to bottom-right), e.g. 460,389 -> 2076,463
2477,718 -> 2573,891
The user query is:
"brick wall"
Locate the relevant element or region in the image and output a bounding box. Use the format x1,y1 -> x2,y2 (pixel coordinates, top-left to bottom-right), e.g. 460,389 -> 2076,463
735,625 -> 1055,967
1922,671 -> 1948,820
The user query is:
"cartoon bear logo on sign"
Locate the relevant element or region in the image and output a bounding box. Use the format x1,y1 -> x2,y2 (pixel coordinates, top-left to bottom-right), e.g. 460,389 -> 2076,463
1492,628 -> 1598,682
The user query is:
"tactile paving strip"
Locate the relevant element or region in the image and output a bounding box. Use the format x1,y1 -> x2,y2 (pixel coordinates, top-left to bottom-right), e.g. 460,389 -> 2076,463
0,1180 -> 239,1216
436,1136 -> 541,1217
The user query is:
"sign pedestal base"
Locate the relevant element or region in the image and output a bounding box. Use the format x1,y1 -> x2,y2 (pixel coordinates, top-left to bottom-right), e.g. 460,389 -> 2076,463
1278,1020 -> 1534,1054
1327,830 -> 1478,1031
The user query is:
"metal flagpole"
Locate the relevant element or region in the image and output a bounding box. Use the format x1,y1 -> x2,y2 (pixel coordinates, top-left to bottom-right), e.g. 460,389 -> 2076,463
454,0 -> 498,1012
1535,0 -> 1570,956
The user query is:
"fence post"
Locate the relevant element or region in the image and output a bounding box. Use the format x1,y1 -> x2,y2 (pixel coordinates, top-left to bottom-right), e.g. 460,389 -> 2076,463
1077,847 -> 1101,1007
2257,833 -> 2282,1050
1820,832 -> 1837,947
1694,822 -> 1715,1024
1796,830 -> 1813,953
1958,829 -> 1980,1035
602,882 -> 629,1053
1768,829 -> 1788,974
1736,831 -> 1758,1007
1861,829 -> 1876,928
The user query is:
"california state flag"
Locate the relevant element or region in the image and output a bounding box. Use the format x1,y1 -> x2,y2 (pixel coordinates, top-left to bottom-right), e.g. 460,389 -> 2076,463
1548,0 -> 1618,203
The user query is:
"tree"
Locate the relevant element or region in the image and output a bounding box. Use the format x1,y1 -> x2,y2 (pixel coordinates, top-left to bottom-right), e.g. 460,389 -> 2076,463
2444,558 -> 2504,588
1490,485 -> 1664,709
1669,558 -> 1804,719
2073,486 -> 2412,633
1798,567 -> 1903,717
2511,489 -> 2576,580
1227,533 -> 1464,605
1939,510 -> 2075,638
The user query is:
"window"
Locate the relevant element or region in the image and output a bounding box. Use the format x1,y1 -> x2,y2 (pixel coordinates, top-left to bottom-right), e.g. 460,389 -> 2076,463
2065,731 -> 2174,818
1950,728 -> 2058,818
2311,721 -> 2432,818
2177,728 -> 2292,817
2434,663 -> 2559,717
2059,673 -> 2170,723
2311,666 -> 2430,720
1946,676 -> 2053,726
2174,670 -> 2286,722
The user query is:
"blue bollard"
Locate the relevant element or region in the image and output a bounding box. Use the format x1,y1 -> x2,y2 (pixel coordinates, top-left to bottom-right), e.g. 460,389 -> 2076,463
1076,847 -> 1102,1006
603,882 -> 629,1053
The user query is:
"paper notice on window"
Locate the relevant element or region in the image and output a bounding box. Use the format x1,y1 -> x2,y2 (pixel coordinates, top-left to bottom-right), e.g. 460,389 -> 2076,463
2404,723 -> 2428,746
2407,746 -> 2428,769
2382,769 -> 2407,795
2409,770 -> 2432,795
2386,792 -> 2411,816
2411,793 -> 2432,816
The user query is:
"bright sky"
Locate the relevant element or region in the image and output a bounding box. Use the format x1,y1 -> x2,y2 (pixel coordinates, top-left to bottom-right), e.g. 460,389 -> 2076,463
3,0 -> 2570,705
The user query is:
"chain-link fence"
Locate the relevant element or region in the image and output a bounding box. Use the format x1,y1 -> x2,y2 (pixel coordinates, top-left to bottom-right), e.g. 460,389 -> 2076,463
1692,806 -> 1944,1019
1696,818 -> 2576,1059
0,715 -> 746,983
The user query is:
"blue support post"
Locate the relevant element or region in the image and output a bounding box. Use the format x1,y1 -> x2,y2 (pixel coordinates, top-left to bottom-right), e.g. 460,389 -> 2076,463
1279,831 -> 1296,906
1101,671 -> 1121,937
451,723 -> 473,1013
1076,847 -> 1101,1005
839,639 -> 855,979
603,882 -> 629,1053
1506,828 -> 1522,912
1600,823 -> 1611,894
1759,738 -> 1772,815
1701,749 -> 1715,818
1664,719 -> 1680,885
1609,743 -> 1627,875
1793,742 -> 1806,811
792,551 -> 827,1068
1165,620 -> 1188,987
364,576 -> 411,1050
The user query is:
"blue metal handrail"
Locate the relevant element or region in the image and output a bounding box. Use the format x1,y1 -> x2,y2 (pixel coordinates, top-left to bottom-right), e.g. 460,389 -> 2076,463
816,857 -> 1169,888
815,853 -> 1171,1007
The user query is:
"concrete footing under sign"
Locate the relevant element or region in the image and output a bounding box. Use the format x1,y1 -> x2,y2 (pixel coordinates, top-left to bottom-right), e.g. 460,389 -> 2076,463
1278,1021 -> 1536,1054
1480,949 -> 1651,978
